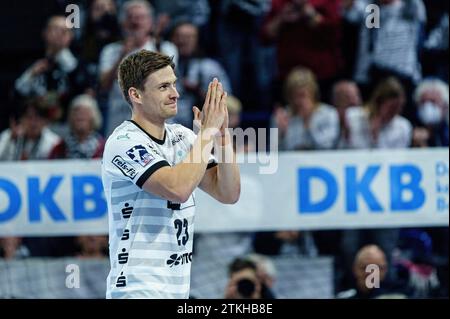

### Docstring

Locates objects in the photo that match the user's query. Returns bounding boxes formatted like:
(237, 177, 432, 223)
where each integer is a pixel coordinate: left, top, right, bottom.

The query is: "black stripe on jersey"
(207, 161, 218, 170)
(127, 120, 166, 145)
(136, 160, 170, 188)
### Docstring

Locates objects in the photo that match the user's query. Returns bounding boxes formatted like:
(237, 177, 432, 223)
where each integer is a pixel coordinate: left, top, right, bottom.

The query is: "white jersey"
(102, 120, 216, 299)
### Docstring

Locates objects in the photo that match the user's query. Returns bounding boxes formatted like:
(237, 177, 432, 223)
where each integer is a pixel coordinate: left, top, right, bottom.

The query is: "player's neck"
(131, 114, 165, 140)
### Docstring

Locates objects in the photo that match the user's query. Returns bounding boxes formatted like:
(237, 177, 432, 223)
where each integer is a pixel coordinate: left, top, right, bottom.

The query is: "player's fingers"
(210, 78, 218, 112)
(220, 91, 227, 113)
(215, 82, 223, 110)
(192, 106, 201, 121)
(203, 82, 212, 117)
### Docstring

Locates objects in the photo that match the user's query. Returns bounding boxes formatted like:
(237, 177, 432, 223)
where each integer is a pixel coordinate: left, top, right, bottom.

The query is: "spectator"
(169, 21, 231, 127)
(79, 0, 120, 70)
(412, 78, 449, 147)
(224, 257, 263, 299)
(421, 2, 448, 82)
(98, 0, 178, 136)
(262, 0, 343, 102)
(150, 0, 211, 37)
(331, 79, 363, 148)
(208, 0, 273, 110)
(273, 67, 339, 150)
(338, 77, 412, 290)
(343, 0, 426, 121)
(75, 235, 108, 259)
(49, 94, 105, 159)
(0, 102, 61, 161)
(336, 245, 408, 299)
(15, 16, 92, 121)
(343, 77, 412, 149)
(246, 253, 278, 299)
(0, 237, 30, 260)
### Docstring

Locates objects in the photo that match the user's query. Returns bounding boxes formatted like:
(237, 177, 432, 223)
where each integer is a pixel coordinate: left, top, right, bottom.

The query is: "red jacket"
(262, 0, 343, 81)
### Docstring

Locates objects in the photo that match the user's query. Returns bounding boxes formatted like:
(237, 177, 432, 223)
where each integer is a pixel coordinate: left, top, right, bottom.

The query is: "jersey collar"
(127, 120, 166, 145)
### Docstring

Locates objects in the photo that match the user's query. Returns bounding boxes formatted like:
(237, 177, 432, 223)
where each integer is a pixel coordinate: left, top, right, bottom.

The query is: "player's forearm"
(167, 130, 216, 202)
(213, 137, 241, 204)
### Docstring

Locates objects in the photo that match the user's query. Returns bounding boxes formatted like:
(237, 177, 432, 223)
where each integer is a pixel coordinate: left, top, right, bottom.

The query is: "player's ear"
(129, 87, 141, 104)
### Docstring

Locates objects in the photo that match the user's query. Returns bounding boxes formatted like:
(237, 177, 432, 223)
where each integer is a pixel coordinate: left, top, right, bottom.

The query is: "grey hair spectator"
(414, 79, 449, 110)
(69, 94, 103, 131)
(118, 0, 153, 23)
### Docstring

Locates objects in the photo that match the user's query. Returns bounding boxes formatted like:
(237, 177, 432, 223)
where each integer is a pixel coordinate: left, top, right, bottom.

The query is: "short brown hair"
(118, 50, 175, 106)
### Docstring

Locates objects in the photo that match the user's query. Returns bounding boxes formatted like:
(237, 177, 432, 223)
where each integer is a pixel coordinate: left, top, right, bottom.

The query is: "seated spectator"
(338, 77, 412, 290)
(273, 67, 339, 150)
(252, 230, 318, 257)
(343, 77, 412, 149)
(75, 235, 108, 259)
(246, 253, 278, 299)
(0, 237, 30, 259)
(412, 78, 449, 147)
(49, 94, 105, 159)
(224, 257, 263, 299)
(331, 80, 362, 148)
(169, 21, 231, 128)
(337, 245, 408, 299)
(0, 102, 61, 161)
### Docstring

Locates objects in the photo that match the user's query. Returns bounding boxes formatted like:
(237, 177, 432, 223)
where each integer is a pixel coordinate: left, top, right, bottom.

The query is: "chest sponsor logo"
(171, 132, 185, 145)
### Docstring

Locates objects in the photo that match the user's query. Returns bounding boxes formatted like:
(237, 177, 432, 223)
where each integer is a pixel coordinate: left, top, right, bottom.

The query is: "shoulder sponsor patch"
(112, 155, 138, 179)
(126, 145, 154, 167)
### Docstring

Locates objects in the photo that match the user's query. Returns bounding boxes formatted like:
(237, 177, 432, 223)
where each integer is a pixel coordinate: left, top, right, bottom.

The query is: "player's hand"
(196, 78, 227, 136)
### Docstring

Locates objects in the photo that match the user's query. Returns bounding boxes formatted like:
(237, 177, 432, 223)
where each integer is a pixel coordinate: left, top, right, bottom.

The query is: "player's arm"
(141, 79, 227, 203)
(199, 130, 240, 204)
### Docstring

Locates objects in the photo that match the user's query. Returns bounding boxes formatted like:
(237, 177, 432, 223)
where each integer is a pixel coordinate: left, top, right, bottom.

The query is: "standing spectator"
(79, 0, 120, 73)
(15, 16, 92, 121)
(169, 21, 232, 127)
(421, 1, 448, 82)
(98, 0, 178, 136)
(150, 0, 210, 36)
(208, 0, 273, 110)
(343, 0, 426, 121)
(262, 0, 343, 102)
(49, 94, 105, 159)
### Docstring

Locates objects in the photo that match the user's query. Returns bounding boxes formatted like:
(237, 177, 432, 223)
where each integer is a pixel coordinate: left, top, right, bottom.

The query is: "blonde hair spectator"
(284, 67, 320, 113)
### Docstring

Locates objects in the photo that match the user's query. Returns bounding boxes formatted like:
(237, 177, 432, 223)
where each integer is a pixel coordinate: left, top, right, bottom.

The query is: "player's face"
(140, 65, 179, 121)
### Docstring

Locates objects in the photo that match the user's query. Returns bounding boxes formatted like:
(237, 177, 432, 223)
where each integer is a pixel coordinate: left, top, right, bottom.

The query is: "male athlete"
(101, 50, 240, 298)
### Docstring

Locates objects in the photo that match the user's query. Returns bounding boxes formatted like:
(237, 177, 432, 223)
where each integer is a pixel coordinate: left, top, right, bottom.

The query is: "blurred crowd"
(0, 0, 448, 298)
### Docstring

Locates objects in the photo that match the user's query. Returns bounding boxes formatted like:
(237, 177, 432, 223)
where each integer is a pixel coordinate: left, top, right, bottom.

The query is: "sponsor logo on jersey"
(126, 145, 154, 167)
(112, 155, 137, 179)
(117, 133, 130, 140)
(166, 252, 193, 268)
(171, 132, 185, 145)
